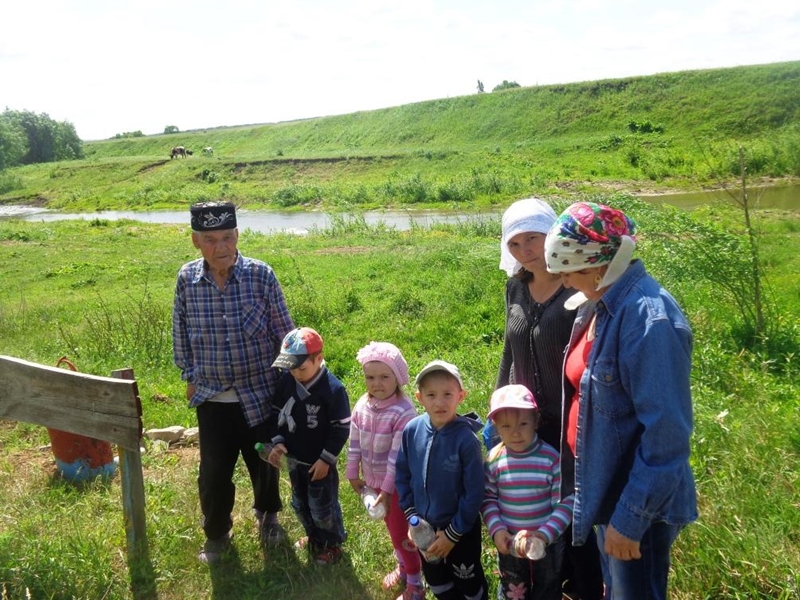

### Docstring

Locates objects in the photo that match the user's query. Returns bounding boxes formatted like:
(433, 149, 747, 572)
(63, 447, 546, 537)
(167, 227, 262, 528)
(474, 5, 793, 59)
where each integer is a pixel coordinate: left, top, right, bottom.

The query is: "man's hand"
(309, 459, 330, 481)
(186, 383, 195, 402)
(604, 525, 641, 560)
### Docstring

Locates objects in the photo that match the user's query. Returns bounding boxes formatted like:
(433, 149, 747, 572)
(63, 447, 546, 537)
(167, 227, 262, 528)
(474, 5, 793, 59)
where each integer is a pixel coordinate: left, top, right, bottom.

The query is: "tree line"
(0, 109, 83, 170)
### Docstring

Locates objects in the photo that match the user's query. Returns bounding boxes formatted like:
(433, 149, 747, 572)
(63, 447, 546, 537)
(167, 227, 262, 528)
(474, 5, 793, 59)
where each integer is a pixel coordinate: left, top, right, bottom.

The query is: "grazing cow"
(171, 146, 186, 159)
(202, 147, 213, 155)
(186, 149, 193, 156)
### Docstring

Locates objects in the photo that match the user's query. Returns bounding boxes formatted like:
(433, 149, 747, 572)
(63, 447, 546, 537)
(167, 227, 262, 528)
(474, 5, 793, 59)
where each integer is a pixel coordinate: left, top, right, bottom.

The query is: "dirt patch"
(231, 154, 402, 172)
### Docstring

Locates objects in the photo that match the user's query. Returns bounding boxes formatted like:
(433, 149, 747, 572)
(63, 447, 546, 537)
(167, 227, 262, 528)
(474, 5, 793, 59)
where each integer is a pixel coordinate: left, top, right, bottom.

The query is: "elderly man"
(172, 201, 295, 563)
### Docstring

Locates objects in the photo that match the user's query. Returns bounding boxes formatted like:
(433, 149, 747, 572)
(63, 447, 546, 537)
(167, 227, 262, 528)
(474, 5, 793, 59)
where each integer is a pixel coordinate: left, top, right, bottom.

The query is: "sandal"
(382, 566, 407, 590)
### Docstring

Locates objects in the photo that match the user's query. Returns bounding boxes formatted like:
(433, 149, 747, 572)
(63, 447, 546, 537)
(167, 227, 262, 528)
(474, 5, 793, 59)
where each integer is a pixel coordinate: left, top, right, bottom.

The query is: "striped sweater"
(346, 392, 418, 494)
(481, 436, 574, 544)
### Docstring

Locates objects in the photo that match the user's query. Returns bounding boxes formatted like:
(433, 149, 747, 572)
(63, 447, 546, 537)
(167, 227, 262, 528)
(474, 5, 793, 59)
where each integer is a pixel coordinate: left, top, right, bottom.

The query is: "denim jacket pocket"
(589, 360, 634, 418)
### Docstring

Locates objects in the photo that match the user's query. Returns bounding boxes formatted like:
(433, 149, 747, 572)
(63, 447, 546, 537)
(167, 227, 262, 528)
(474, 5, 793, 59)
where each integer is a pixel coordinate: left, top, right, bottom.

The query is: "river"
(2, 184, 798, 234)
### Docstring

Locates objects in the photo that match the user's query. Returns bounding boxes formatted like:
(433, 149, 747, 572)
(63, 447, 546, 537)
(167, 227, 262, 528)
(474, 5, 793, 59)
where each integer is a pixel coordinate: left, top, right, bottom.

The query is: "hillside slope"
(2, 61, 799, 211)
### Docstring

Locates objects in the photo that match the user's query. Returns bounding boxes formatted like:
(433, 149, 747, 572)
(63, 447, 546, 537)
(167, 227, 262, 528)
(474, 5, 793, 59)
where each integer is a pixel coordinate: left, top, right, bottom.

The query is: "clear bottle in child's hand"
(254, 442, 286, 469)
(408, 515, 441, 563)
(511, 530, 546, 560)
(360, 486, 386, 520)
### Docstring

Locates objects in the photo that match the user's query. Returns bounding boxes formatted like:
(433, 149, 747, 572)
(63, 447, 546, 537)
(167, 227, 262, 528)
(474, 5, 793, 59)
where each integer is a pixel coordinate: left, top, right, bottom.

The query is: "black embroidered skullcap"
(190, 201, 237, 231)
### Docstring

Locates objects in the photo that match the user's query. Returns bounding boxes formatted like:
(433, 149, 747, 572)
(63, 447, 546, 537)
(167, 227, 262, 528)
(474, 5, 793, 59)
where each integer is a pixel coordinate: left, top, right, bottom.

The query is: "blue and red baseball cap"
(272, 327, 324, 370)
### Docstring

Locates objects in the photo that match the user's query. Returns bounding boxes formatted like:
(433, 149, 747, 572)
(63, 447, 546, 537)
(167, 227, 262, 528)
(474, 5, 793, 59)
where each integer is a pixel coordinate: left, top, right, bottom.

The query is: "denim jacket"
(563, 260, 698, 545)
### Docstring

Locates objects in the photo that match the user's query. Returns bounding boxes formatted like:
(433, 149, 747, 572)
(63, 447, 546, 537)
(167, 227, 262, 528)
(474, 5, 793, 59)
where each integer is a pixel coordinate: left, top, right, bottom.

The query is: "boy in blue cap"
(262, 327, 351, 564)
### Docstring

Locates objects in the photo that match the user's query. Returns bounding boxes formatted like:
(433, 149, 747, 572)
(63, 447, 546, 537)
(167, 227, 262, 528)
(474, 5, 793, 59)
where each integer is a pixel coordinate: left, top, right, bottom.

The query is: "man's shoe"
(259, 519, 285, 546)
(198, 530, 233, 564)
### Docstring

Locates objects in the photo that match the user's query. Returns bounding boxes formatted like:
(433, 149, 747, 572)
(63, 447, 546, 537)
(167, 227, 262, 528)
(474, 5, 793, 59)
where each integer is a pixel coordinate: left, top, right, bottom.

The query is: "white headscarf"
(499, 198, 558, 276)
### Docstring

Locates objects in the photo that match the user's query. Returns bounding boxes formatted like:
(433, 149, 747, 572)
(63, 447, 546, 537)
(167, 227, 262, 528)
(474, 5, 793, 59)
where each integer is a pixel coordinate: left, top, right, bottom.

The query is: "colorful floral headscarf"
(544, 202, 637, 291)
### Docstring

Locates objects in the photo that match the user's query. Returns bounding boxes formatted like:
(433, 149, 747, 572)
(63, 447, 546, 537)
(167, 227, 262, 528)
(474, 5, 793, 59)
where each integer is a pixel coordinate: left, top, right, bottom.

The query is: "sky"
(2, 0, 798, 141)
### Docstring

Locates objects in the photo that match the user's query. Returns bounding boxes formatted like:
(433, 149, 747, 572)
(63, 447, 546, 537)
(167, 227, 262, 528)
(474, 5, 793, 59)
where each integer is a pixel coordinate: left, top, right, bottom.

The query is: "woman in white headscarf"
(493, 197, 603, 600)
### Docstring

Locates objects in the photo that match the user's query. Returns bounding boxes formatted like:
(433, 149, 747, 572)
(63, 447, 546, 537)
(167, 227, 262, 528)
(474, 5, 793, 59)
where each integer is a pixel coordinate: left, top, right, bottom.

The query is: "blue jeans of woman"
(596, 522, 681, 600)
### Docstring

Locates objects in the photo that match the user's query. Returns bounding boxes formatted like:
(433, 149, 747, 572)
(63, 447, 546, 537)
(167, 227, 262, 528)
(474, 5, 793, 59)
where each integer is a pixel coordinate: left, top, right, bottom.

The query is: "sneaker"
(198, 530, 233, 564)
(382, 566, 407, 590)
(397, 583, 426, 600)
(315, 545, 343, 565)
(259, 520, 285, 546)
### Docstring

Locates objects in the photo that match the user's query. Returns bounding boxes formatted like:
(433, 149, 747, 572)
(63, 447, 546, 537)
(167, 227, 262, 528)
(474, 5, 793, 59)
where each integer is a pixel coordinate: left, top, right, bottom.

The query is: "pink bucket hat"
(487, 384, 539, 420)
(356, 341, 410, 386)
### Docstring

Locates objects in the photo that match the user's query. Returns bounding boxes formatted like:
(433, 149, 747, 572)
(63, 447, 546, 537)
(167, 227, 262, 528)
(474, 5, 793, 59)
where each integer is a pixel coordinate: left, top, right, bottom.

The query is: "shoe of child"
(315, 546, 343, 565)
(397, 583, 426, 600)
(294, 536, 310, 550)
(383, 566, 407, 590)
(198, 529, 233, 564)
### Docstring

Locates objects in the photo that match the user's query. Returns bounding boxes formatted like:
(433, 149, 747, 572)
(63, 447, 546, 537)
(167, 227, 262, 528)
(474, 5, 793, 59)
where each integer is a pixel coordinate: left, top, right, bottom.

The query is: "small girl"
(481, 385, 574, 600)
(346, 342, 424, 600)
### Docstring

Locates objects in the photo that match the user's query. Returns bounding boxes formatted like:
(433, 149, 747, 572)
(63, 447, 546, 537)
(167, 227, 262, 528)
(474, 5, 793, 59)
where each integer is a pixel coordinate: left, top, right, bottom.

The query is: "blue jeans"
(596, 522, 681, 600)
(288, 459, 346, 548)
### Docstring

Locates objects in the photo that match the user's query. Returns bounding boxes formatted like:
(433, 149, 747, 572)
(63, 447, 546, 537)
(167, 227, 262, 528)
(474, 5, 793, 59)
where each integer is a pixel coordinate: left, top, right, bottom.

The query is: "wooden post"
(110, 371, 148, 560)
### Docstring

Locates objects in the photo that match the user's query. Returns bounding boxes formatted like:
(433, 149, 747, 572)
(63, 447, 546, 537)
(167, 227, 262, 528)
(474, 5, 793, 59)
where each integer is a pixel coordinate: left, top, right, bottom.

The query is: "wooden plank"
(0, 355, 142, 449)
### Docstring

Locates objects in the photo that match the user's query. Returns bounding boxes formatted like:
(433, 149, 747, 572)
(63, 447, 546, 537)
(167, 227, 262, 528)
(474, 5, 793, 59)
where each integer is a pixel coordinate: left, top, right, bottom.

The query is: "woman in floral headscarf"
(544, 201, 698, 600)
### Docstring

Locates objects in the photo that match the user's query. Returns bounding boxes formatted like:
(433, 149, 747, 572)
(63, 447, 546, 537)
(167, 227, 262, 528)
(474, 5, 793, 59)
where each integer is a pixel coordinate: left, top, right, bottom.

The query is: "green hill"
(2, 61, 799, 211)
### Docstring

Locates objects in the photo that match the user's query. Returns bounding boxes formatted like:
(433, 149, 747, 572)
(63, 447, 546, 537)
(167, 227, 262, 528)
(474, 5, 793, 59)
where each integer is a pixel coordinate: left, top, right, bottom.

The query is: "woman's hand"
(604, 525, 641, 560)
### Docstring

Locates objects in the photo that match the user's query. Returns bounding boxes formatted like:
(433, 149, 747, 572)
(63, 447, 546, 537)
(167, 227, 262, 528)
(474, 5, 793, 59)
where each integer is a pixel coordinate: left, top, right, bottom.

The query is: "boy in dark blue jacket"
(395, 360, 488, 600)
(264, 327, 351, 565)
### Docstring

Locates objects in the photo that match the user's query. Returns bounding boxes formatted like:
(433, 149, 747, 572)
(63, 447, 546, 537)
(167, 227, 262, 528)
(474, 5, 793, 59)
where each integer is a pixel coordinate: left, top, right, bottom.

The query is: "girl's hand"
(375, 491, 391, 515)
(348, 478, 366, 495)
(493, 530, 513, 555)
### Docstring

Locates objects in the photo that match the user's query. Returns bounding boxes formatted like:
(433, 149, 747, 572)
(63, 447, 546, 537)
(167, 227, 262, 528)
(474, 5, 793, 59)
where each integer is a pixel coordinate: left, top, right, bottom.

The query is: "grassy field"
(0, 195, 798, 599)
(1, 61, 799, 213)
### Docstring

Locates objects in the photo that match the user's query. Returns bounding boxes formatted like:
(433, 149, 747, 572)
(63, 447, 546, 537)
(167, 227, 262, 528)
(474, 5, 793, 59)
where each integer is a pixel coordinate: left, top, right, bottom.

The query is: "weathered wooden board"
(0, 355, 142, 449)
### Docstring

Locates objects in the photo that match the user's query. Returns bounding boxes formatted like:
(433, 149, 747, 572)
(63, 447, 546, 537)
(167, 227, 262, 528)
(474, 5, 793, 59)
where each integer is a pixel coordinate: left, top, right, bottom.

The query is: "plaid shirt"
(172, 252, 294, 427)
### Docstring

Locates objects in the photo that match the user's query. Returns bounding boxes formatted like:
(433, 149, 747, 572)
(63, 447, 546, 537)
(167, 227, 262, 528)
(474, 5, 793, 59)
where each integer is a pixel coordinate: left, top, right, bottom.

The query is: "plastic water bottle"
(511, 530, 546, 560)
(408, 515, 441, 563)
(254, 442, 285, 469)
(255, 442, 271, 461)
(360, 486, 386, 520)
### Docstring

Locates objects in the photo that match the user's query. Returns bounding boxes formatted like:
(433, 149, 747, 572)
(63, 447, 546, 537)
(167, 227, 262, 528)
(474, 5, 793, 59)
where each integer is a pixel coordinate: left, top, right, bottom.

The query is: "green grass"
(2, 62, 799, 212)
(0, 198, 798, 599)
